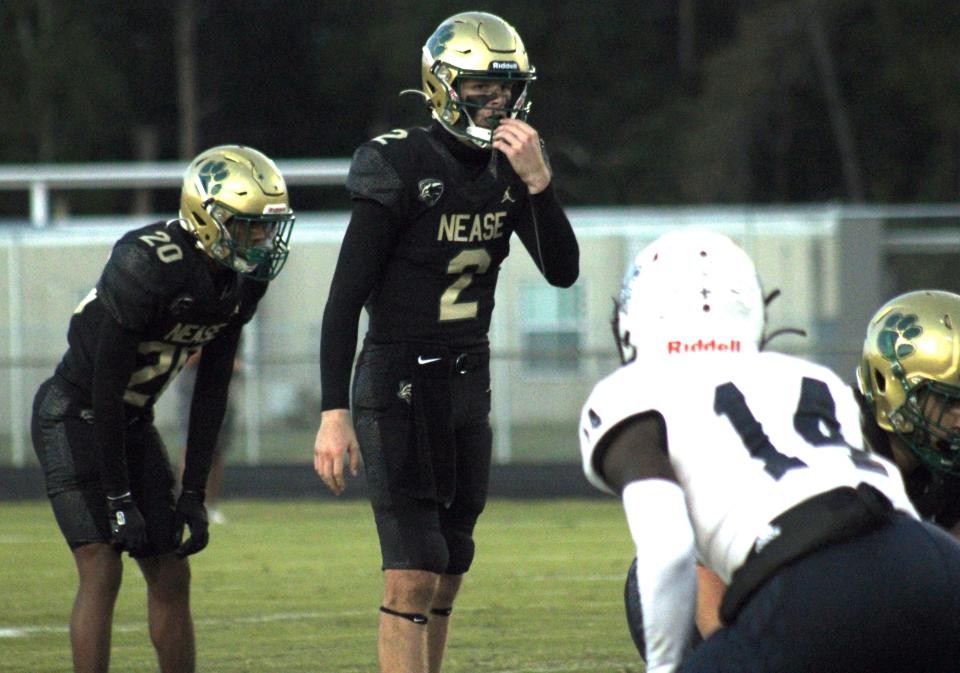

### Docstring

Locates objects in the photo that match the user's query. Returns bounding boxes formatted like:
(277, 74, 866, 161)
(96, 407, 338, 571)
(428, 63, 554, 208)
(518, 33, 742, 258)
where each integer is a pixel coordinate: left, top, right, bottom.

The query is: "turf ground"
(0, 499, 643, 673)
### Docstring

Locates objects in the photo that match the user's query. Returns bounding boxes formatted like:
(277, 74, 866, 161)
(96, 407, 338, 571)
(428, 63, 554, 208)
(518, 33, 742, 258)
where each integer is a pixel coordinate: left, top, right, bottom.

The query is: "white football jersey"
(580, 349, 918, 583)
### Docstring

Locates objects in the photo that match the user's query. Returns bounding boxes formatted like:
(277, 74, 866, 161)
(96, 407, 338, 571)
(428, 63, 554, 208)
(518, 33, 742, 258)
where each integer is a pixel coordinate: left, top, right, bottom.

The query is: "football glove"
(174, 489, 209, 557)
(106, 492, 148, 555)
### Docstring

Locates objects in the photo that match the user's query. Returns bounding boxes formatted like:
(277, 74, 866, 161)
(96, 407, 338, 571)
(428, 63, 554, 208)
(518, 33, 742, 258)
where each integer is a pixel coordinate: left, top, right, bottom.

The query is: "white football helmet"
(615, 230, 765, 364)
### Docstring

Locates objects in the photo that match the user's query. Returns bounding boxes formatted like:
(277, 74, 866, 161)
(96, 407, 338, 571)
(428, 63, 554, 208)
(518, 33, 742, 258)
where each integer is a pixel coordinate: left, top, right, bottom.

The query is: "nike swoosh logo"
(417, 356, 442, 365)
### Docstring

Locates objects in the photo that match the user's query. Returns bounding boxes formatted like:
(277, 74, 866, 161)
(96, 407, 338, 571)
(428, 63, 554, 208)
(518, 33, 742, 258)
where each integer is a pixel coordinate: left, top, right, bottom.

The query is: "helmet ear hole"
(874, 369, 886, 393)
(190, 211, 215, 242)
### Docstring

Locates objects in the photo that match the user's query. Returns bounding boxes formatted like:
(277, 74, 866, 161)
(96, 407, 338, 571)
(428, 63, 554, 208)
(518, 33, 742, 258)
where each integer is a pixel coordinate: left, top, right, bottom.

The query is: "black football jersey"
(55, 220, 266, 414)
(346, 125, 530, 348)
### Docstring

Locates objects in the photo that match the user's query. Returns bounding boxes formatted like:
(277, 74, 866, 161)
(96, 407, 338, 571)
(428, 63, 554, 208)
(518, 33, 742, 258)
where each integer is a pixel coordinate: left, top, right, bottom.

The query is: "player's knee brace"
(411, 530, 450, 574)
(380, 606, 428, 625)
(444, 529, 476, 575)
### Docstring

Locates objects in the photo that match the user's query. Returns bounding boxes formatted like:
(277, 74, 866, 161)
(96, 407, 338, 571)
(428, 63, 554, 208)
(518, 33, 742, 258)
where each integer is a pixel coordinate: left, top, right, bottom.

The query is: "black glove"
(174, 489, 209, 558)
(106, 492, 148, 555)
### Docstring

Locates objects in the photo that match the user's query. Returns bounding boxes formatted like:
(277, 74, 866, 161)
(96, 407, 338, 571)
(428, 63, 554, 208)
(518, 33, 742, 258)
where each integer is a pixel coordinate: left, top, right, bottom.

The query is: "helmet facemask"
(442, 68, 533, 147)
(890, 378, 960, 476)
(204, 201, 294, 281)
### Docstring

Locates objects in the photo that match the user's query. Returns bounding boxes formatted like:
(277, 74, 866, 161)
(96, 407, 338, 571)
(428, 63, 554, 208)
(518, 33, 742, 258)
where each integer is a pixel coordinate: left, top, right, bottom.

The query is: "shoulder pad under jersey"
(97, 233, 179, 332)
(579, 364, 658, 495)
(346, 144, 404, 209)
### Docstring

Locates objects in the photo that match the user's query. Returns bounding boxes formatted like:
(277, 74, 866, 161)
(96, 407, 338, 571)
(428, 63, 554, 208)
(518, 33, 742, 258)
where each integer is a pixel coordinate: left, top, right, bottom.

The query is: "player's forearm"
(623, 480, 698, 673)
(182, 331, 238, 491)
(91, 319, 139, 496)
(320, 302, 360, 411)
(525, 183, 579, 287)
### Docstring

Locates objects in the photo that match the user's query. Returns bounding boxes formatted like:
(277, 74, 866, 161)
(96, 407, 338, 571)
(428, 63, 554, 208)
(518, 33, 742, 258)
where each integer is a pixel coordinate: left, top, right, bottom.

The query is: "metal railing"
(0, 158, 351, 227)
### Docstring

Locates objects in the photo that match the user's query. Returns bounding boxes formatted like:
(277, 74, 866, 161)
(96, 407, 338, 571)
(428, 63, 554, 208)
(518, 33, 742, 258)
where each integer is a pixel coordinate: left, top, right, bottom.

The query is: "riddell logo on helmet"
(667, 339, 741, 354)
(489, 61, 519, 71)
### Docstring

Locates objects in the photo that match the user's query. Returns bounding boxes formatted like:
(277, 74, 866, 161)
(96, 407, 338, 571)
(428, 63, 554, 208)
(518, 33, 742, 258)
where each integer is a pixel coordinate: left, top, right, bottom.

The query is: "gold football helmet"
(857, 289, 960, 475)
(179, 145, 294, 281)
(418, 11, 535, 147)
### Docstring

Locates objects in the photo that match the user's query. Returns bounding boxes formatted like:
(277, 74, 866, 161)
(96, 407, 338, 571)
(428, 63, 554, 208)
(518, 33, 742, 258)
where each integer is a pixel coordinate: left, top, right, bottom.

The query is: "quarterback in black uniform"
(31, 145, 294, 673)
(313, 12, 579, 673)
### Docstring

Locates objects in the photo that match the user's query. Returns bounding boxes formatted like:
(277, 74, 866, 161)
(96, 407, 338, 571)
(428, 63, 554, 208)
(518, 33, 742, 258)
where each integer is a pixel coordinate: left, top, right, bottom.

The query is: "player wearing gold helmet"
(857, 289, 960, 537)
(312, 12, 579, 673)
(31, 145, 294, 673)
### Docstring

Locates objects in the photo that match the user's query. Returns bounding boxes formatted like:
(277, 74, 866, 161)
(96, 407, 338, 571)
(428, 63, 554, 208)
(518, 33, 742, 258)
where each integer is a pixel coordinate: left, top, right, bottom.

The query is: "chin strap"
(399, 88, 430, 105)
(760, 288, 808, 350)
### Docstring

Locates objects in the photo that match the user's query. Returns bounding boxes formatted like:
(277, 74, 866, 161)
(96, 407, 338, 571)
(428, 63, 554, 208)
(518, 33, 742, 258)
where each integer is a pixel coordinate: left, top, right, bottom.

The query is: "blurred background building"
(1, 0, 958, 470)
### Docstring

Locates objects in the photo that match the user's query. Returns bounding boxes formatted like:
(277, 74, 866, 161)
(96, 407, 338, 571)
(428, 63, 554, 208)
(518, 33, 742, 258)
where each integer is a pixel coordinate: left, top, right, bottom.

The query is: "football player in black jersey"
(31, 145, 294, 673)
(312, 11, 578, 673)
(857, 289, 960, 538)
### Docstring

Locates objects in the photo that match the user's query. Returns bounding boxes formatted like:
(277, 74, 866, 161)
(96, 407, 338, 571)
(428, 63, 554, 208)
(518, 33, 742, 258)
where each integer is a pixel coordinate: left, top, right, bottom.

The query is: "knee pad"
(391, 526, 449, 574)
(416, 530, 450, 574)
(443, 528, 475, 575)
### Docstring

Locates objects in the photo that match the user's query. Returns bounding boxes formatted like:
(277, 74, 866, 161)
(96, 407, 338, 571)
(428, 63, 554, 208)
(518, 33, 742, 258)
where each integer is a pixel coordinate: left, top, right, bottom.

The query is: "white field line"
(0, 606, 482, 639)
(483, 663, 637, 673)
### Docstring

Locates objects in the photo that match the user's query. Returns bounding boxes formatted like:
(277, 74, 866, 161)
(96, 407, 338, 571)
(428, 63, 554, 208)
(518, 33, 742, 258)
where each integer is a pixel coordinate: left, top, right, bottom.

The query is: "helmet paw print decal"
(878, 312, 922, 361)
(198, 161, 229, 196)
(427, 23, 455, 58)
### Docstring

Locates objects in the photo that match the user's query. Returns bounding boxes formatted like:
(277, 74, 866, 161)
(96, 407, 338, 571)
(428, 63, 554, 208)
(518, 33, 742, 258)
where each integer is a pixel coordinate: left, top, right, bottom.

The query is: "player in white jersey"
(579, 230, 960, 673)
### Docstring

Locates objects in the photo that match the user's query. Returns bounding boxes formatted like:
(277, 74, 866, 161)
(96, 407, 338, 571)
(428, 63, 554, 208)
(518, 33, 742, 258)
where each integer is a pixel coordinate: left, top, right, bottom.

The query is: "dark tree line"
(1, 0, 957, 214)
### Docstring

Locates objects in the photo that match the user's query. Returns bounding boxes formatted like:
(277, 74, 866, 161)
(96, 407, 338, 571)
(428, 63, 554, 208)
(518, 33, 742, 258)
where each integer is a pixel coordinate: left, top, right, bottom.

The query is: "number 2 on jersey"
(715, 377, 887, 479)
(123, 342, 198, 407)
(440, 248, 491, 321)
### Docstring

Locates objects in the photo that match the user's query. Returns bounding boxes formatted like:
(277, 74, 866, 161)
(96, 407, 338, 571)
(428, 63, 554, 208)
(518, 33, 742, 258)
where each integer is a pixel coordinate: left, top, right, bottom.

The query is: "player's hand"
(107, 492, 148, 555)
(174, 489, 209, 557)
(314, 409, 360, 496)
(492, 118, 551, 194)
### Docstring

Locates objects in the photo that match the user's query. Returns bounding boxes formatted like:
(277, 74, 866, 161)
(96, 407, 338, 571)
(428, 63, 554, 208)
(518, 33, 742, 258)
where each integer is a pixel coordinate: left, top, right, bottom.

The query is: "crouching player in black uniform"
(312, 12, 579, 673)
(31, 145, 294, 673)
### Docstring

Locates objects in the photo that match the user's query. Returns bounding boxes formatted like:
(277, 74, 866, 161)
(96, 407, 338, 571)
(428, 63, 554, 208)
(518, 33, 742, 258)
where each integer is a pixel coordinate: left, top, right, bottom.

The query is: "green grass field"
(0, 499, 643, 673)
(1, 421, 581, 467)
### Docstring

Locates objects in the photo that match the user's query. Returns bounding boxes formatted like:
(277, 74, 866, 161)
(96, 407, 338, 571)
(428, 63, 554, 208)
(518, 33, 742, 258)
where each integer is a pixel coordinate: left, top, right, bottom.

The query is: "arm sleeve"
(622, 479, 698, 673)
(181, 324, 242, 493)
(91, 316, 141, 497)
(319, 199, 402, 410)
(513, 182, 579, 288)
